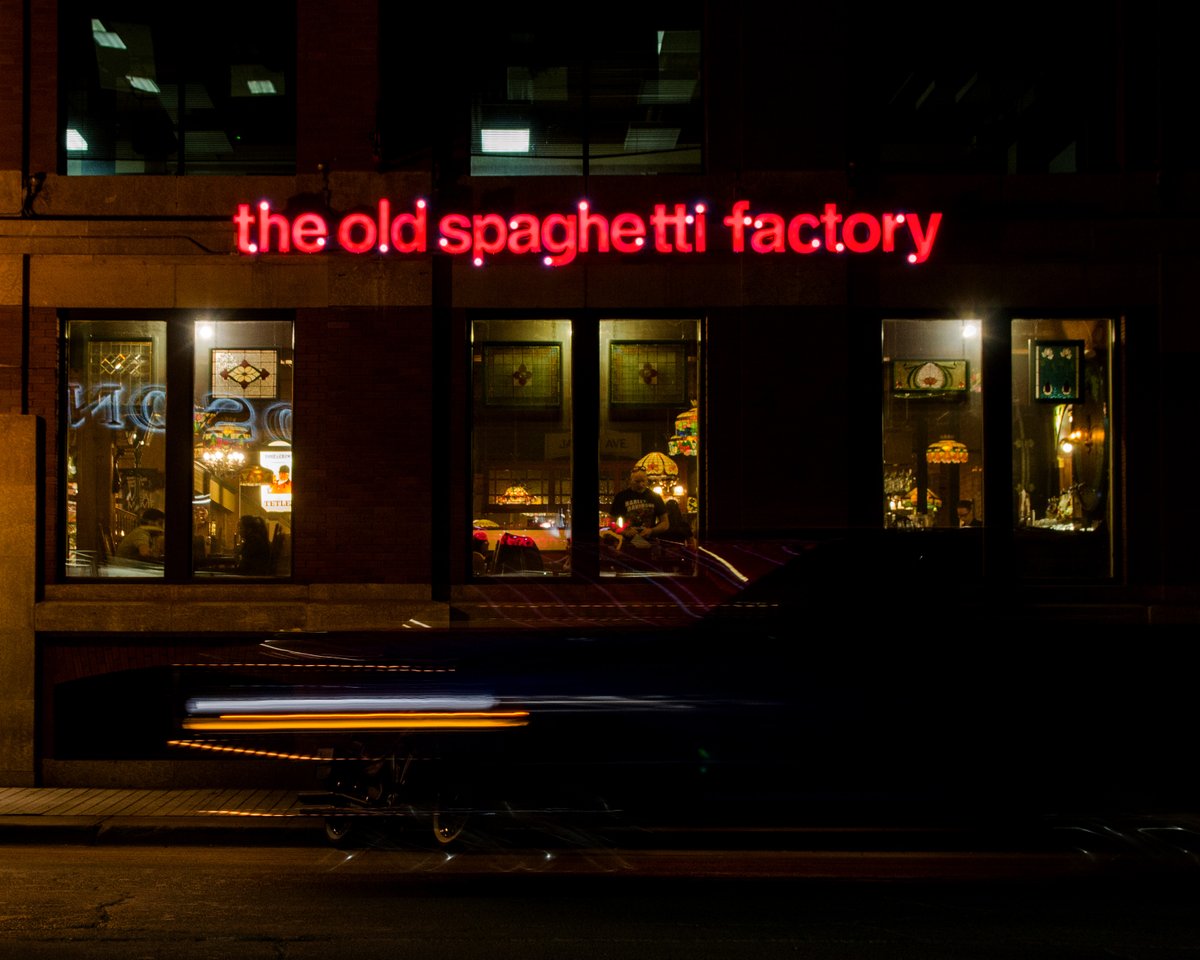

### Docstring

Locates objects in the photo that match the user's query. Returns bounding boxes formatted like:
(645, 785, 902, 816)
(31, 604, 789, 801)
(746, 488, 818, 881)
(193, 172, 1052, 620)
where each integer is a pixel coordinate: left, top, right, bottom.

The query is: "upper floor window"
(847, 10, 1119, 174)
(468, 15, 702, 176)
(61, 2, 295, 174)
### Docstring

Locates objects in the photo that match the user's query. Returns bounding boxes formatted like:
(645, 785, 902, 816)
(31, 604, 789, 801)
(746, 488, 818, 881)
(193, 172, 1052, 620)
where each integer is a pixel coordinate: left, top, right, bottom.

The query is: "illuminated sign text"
(234, 199, 943, 265)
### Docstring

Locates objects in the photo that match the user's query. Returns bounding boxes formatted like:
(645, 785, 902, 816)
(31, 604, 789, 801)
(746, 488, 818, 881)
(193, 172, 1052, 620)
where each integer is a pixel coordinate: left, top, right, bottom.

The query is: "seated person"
(956, 499, 982, 528)
(235, 515, 272, 575)
(609, 467, 669, 548)
(115, 508, 165, 562)
(661, 498, 694, 545)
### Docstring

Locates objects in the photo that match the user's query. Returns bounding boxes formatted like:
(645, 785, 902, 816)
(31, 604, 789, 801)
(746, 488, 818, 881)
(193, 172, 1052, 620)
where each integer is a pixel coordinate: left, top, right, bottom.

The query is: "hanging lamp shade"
(497, 484, 532, 504)
(925, 438, 969, 464)
(667, 406, 699, 457)
(634, 451, 679, 485)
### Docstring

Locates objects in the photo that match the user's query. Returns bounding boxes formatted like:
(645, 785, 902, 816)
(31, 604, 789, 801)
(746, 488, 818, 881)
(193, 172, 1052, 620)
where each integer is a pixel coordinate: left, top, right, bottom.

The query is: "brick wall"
(29, 307, 57, 584)
(297, 0, 380, 173)
(0, 305, 21, 413)
(293, 307, 432, 582)
(0, 0, 23, 171)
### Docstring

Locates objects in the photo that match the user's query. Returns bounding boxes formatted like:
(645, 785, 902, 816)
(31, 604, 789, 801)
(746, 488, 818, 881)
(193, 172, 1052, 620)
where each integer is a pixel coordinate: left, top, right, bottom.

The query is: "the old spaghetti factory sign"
(234, 199, 943, 266)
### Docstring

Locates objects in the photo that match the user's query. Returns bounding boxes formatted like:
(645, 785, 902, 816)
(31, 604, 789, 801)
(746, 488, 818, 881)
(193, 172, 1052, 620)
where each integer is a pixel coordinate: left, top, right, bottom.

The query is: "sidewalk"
(0, 786, 324, 845)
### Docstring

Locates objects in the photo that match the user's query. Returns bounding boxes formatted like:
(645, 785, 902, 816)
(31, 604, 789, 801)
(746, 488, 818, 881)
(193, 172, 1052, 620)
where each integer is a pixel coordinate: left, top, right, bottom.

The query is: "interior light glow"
(196, 323, 215, 340)
(962, 323, 979, 338)
(91, 19, 127, 49)
(481, 129, 531, 153)
(66, 129, 89, 151)
(126, 76, 160, 93)
(247, 80, 277, 95)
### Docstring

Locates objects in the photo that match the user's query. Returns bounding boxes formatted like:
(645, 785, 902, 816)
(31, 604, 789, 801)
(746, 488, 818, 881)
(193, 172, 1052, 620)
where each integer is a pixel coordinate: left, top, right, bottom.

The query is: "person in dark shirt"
(609, 467, 669, 548)
(236, 514, 272, 575)
(956, 499, 983, 527)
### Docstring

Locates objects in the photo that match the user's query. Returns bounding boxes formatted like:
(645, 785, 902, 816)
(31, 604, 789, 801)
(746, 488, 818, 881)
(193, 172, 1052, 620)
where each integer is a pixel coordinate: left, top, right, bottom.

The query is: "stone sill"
(36, 583, 447, 633)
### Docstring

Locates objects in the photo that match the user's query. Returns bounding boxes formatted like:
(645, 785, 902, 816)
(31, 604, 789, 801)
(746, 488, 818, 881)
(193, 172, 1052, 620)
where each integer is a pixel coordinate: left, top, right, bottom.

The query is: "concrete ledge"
(36, 584, 448, 633)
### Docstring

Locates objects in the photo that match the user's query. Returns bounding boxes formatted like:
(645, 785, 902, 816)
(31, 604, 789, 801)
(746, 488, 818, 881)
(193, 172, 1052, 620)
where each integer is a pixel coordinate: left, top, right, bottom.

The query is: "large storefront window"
(1012, 319, 1114, 577)
(192, 319, 293, 577)
(64, 314, 293, 579)
(469, 317, 701, 578)
(599, 319, 701, 577)
(65, 318, 168, 576)
(470, 320, 573, 576)
(883, 319, 984, 529)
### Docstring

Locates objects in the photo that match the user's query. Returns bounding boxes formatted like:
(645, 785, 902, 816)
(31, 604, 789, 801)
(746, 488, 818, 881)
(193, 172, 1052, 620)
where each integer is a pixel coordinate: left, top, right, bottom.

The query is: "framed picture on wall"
(610, 341, 688, 405)
(212, 349, 279, 398)
(482, 343, 562, 407)
(1031, 340, 1083, 402)
(891, 359, 970, 399)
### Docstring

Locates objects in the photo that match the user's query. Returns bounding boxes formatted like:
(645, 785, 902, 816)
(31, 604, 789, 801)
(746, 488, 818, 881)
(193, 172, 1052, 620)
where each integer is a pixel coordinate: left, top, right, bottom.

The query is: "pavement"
(0, 786, 325, 845)
(5, 785, 1200, 885)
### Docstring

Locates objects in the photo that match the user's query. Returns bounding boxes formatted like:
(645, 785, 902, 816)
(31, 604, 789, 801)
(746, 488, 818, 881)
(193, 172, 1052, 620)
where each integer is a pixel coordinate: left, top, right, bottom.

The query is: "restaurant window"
(192, 319, 293, 578)
(1012, 319, 1115, 578)
(65, 317, 168, 576)
(470, 320, 573, 577)
(883, 319, 984, 529)
(61, 1, 295, 174)
(599, 319, 701, 577)
(64, 314, 293, 578)
(467, 14, 702, 176)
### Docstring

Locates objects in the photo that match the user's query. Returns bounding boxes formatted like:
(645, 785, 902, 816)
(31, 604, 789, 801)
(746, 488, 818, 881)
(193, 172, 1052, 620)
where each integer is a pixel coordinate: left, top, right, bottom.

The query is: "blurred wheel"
(431, 804, 469, 845)
(324, 816, 357, 847)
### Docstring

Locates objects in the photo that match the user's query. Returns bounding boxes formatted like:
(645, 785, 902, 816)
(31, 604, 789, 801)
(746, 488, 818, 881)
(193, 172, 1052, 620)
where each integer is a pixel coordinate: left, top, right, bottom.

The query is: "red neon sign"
(234, 199, 942, 265)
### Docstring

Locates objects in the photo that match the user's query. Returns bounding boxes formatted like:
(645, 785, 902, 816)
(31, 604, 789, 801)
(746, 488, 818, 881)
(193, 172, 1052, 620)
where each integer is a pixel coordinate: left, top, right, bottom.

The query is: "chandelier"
(199, 442, 247, 477)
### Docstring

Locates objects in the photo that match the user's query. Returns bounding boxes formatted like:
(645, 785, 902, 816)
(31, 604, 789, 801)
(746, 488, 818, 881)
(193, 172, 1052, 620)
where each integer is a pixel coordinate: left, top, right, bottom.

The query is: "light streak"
(182, 710, 530, 732)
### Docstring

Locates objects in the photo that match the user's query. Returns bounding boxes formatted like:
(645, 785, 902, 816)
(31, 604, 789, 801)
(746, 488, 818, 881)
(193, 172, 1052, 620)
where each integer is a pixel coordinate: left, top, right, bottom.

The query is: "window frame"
(60, 310, 295, 582)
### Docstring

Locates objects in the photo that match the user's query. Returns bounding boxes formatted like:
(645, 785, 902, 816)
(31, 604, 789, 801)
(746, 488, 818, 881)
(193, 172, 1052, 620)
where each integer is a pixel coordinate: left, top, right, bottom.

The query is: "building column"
(0, 414, 37, 785)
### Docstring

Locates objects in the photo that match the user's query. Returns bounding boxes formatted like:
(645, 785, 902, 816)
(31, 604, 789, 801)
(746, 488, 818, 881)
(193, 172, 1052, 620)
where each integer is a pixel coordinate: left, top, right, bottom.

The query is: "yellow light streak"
(183, 710, 529, 732)
(166, 739, 326, 761)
